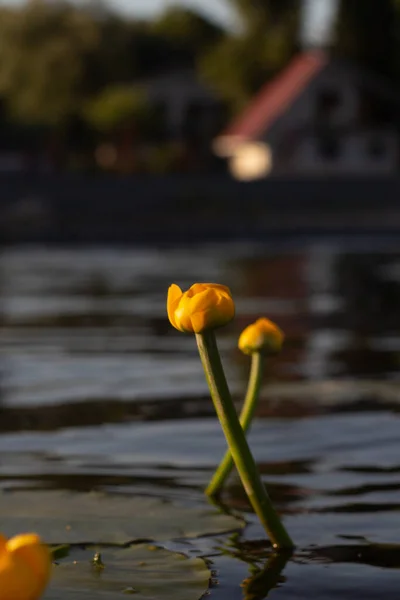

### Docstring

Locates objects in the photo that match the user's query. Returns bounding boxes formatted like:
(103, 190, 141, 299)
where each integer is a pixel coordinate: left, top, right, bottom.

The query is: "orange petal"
(3, 534, 51, 600)
(190, 311, 208, 333)
(174, 293, 194, 332)
(208, 284, 232, 298)
(8, 534, 51, 583)
(167, 284, 182, 330)
(188, 288, 217, 314)
(186, 283, 207, 297)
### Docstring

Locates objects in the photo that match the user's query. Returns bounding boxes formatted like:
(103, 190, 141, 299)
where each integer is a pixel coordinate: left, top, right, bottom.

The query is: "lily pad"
(0, 490, 243, 544)
(44, 544, 210, 599)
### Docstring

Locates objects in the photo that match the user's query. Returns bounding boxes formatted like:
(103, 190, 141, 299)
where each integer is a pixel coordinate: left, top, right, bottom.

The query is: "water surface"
(1, 242, 400, 599)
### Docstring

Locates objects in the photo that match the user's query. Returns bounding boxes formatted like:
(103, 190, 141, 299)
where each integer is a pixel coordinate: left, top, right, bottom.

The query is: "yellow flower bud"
(0, 533, 51, 600)
(167, 283, 235, 333)
(238, 318, 284, 356)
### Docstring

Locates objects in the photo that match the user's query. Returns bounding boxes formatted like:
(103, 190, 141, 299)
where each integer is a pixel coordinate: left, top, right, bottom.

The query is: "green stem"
(206, 352, 264, 497)
(196, 331, 294, 549)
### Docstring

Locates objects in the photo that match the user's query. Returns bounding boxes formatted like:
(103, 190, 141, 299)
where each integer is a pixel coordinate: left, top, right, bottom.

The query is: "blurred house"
(141, 68, 226, 143)
(214, 51, 400, 180)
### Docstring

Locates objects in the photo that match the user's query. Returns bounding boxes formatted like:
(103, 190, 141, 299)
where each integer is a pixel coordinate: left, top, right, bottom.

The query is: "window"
(316, 88, 340, 120)
(319, 135, 340, 160)
(368, 136, 386, 159)
(182, 102, 205, 140)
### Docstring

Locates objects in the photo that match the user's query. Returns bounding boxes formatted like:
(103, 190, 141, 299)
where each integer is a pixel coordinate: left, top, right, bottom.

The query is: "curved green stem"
(196, 331, 294, 549)
(206, 352, 264, 497)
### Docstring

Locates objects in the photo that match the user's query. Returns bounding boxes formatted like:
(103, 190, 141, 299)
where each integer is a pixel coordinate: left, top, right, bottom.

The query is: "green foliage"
(152, 5, 224, 63)
(83, 85, 149, 132)
(0, 490, 243, 543)
(0, 1, 100, 124)
(0, 0, 301, 128)
(229, 0, 299, 30)
(199, 0, 300, 113)
(46, 545, 210, 600)
(200, 36, 263, 112)
(0, 2, 165, 126)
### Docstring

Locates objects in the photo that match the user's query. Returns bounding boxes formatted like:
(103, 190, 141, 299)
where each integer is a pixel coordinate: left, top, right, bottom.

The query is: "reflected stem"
(206, 351, 264, 497)
(242, 550, 293, 600)
(195, 331, 294, 550)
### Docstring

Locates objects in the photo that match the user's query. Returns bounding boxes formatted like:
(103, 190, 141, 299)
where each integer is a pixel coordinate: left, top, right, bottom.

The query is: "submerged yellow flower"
(167, 283, 235, 333)
(239, 318, 284, 355)
(0, 533, 51, 600)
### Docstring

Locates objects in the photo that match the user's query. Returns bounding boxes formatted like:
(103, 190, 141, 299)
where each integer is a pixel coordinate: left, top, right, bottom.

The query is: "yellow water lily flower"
(167, 283, 235, 333)
(238, 318, 284, 355)
(0, 533, 51, 600)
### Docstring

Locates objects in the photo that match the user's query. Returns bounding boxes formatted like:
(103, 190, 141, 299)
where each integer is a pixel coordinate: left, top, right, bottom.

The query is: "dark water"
(1, 242, 400, 599)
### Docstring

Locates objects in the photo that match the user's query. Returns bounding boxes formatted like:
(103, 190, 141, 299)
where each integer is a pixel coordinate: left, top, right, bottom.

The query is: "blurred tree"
(84, 84, 168, 173)
(0, 1, 170, 125)
(124, 22, 173, 76)
(0, 0, 305, 169)
(83, 85, 152, 133)
(83, 15, 140, 90)
(335, 0, 400, 78)
(0, 1, 100, 124)
(152, 5, 225, 66)
(0, 0, 224, 127)
(199, 0, 300, 113)
(229, 0, 299, 30)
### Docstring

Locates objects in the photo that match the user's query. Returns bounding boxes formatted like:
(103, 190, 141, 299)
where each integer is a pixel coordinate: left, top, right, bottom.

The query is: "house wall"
(291, 130, 398, 174)
(267, 63, 357, 131)
(263, 62, 399, 176)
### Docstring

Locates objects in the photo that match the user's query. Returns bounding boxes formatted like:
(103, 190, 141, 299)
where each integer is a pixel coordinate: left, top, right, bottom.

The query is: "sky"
(0, 0, 237, 27)
(0, 0, 338, 42)
(122, 0, 235, 27)
(301, 0, 339, 45)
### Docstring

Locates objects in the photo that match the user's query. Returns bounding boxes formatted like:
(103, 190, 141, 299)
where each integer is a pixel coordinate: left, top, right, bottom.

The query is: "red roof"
(217, 51, 328, 149)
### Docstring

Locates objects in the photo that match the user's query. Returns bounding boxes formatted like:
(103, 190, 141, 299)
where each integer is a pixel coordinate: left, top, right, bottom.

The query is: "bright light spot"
(229, 142, 272, 181)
